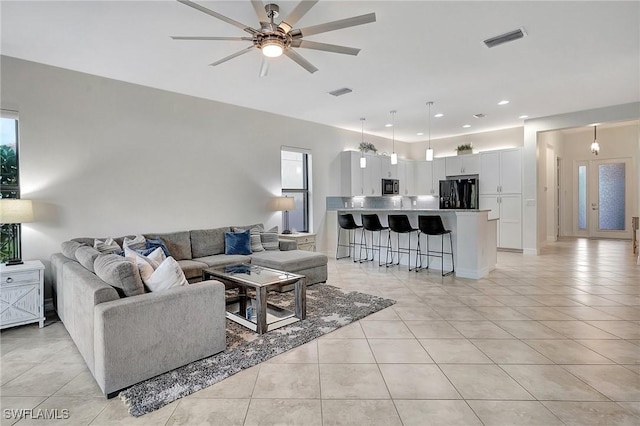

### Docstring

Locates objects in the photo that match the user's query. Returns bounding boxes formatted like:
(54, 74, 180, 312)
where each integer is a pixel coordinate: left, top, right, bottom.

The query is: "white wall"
(1, 56, 407, 296)
(536, 131, 564, 244)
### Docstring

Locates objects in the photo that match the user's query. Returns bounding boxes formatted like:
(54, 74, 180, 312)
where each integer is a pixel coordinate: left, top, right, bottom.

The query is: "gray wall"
(1, 56, 408, 297)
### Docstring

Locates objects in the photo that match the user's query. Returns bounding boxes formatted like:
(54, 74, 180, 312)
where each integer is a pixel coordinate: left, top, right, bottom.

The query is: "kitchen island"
(329, 209, 497, 279)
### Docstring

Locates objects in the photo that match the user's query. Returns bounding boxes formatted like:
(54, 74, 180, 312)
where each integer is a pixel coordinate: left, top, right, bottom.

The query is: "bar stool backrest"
(338, 214, 359, 230)
(388, 215, 413, 233)
(418, 215, 447, 235)
(362, 214, 385, 231)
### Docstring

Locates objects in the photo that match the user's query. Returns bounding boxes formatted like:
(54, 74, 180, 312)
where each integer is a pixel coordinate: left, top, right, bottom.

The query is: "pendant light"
(390, 110, 398, 165)
(360, 118, 367, 168)
(590, 125, 600, 156)
(426, 101, 434, 161)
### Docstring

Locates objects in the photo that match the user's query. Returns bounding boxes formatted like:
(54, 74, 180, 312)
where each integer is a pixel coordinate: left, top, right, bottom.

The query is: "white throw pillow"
(143, 257, 189, 292)
(124, 246, 166, 283)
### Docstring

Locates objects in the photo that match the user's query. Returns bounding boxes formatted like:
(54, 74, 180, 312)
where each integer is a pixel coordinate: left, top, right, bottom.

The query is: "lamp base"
(281, 230, 292, 235)
(5, 259, 24, 266)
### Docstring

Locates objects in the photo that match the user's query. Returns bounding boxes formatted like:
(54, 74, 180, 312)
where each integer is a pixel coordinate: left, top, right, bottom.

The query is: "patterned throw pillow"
(234, 226, 265, 252)
(123, 234, 146, 250)
(94, 238, 121, 254)
(260, 232, 279, 251)
(145, 238, 172, 257)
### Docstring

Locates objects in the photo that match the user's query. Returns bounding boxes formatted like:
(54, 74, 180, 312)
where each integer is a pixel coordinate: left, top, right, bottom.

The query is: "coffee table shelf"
(202, 263, 306, 334)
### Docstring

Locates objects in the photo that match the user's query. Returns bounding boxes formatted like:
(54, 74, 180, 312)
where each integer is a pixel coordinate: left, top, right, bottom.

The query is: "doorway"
(574, 158, 631, 239)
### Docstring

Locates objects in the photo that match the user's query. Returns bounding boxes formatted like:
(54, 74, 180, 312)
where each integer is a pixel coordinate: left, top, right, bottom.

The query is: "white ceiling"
(2, 1, 638, 142)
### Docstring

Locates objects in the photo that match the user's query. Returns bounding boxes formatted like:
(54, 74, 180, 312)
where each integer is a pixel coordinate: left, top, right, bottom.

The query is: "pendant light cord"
(391, 110, 396, 152)
(427, 102, 432, 150)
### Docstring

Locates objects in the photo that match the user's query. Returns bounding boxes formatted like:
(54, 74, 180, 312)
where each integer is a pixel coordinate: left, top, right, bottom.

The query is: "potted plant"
(455, 143, 473, 155)
(358, 142, 378, 154)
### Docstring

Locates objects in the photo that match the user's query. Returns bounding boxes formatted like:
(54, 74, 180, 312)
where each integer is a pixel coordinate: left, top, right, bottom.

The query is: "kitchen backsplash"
(326, 196, 439, 211)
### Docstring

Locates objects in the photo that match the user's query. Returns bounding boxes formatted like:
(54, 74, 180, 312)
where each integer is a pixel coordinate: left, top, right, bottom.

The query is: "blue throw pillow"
(225, 230, 251, 255)
(146, 238, 172, 257)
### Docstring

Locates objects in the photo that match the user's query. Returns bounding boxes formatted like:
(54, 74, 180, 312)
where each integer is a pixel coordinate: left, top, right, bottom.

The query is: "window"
(1, 111, 20, 262)
(281, 148, 311, 233)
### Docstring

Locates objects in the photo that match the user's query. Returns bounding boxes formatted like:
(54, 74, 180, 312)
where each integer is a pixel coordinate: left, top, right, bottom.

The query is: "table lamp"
(0, 199, 34, 266)
(272, 196, 295, 234)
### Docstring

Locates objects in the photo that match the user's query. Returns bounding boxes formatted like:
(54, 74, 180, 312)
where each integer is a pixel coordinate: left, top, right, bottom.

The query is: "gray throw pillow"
(260, 232, 279, 251)
(234, 225, 265, 252)
(94, 254, 145, 297)
(61, 240, 85, 260)
(75, 246, 101, 272)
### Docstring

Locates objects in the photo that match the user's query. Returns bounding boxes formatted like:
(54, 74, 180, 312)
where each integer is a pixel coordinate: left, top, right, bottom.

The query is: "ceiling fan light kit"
(173, 0, 376, 75)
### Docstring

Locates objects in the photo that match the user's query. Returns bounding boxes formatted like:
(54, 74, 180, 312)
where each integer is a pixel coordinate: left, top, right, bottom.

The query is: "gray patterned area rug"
(120, 284, 395, 417)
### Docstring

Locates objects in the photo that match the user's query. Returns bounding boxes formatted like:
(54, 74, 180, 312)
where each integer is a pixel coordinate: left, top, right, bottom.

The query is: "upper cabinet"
(479, 148, 522, 195)
(445, 154, 480, 176)
(340, 151, 382, 196)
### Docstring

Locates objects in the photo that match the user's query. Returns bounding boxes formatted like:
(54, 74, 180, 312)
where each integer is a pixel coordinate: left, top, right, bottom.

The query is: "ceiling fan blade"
(292, 12, 376, 38)
(250, 0, 268, 22)
(171, 36, 253, 41)
(284, 49, 318, 74)
(291, 40, 360, 56)
(177, 0, 259, 35)
(259, 57, 269, 77)
(279, 0, 318, 33)
(210, 46, 256, 67)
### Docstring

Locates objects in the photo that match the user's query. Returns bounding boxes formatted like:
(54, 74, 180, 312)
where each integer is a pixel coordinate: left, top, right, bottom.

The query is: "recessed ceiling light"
(498, 100, 510, 106)
(462, 124, 471, 128)
(385, 123, 393, 128)
(434, 113, 444, 118)
(416, 132, 424, 136)
(519, 115, 529, 119)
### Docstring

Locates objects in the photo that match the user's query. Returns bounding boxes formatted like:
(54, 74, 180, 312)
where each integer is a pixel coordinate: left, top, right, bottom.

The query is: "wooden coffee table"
(202, 263, 306, 334)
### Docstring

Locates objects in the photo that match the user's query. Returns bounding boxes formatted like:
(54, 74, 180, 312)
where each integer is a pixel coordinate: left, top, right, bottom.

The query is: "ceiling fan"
(172, 0, 376, 76)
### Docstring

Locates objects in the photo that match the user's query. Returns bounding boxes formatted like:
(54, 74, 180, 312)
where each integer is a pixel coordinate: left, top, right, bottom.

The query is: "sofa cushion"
(144, 231, 192, 261)
(75, 246, 101, 272)
(225, 230, 251, 255)
(176, 259, 209, 280)
(190, 227, 229, 258)
(94, 254, 145, 297)
(61, 240, 86, 260)
(193, 254, 252, 268)
(250, 250, 328, 272)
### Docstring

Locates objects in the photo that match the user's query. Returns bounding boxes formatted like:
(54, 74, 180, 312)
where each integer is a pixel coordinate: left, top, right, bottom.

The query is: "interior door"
(589, 158, 631, 239)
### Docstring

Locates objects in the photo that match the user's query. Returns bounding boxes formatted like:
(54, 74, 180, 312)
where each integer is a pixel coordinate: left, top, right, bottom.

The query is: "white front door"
(574, 158, 631, 239)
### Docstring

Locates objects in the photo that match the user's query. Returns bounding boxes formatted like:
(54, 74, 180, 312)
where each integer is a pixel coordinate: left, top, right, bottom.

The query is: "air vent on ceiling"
(484, 27, 527, 48)
(473, 113, 486, 119)
(329, 87, 353, 97)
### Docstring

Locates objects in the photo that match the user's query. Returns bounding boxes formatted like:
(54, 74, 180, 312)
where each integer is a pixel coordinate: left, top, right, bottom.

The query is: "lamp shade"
(271, 196, 295, 212)
(0, 199, 34, 224)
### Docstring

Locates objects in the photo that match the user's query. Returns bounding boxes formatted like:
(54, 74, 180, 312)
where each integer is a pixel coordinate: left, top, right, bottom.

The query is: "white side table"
(279, 233, 317, 252)
(0, 260, 46, 329)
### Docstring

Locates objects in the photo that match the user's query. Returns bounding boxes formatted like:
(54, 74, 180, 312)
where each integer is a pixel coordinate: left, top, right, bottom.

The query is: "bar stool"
(336, 213, 364, 262)
(360, 214, 390, 266)
(417, 215, 455, 276)
(386, 214, 421, 271)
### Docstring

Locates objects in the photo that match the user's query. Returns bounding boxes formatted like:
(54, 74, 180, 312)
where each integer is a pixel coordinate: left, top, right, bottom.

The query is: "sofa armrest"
(93, 280, 226, 396)
(279, 239, 298, 251)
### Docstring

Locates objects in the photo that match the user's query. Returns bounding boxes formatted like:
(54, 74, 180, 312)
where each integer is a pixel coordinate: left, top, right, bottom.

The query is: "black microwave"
(382, 179, 399, 195)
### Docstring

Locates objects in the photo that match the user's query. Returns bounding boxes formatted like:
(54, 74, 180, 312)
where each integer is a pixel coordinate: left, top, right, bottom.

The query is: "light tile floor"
(1, 238, 639, 425)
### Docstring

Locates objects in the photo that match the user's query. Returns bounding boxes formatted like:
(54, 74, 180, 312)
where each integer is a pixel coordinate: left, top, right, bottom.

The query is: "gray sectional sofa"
(51, 223, 328, 397)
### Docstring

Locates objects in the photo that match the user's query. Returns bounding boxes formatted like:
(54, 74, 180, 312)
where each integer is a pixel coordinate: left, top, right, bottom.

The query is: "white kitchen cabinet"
(433, 158, 446, 193)
(479, 193, 522, 249)
(445, 154, 479, 176)
(479, 148, 522, 195)
(398, 159, 415, 195)
(1, 260, 45, 329)
(340, 151, 382, 196)
(414, 161, 433, 195)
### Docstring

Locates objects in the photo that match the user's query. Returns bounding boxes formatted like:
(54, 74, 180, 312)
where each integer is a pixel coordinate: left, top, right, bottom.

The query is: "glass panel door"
(589, 159, 631, 239)
(573, 161, 589, 236)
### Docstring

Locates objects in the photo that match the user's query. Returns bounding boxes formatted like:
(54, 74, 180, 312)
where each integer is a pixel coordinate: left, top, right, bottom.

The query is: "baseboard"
(522, 248, 539, 256)
(547, 236, 558, 242)
(456, 264, 495, 279)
